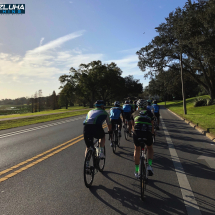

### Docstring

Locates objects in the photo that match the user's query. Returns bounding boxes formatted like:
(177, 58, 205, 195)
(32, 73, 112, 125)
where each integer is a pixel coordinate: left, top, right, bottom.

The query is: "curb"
(167, 108, 215, 143)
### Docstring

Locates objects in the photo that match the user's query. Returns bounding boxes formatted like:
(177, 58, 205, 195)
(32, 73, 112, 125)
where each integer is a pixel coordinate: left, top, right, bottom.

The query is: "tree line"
(58, 60, 143, 108)
(136, 0, 215, 102)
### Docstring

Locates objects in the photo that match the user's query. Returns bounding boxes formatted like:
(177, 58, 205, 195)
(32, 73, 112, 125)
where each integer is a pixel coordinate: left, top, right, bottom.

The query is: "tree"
(137, 0, 215, 100)
(59, 60, 125, 108)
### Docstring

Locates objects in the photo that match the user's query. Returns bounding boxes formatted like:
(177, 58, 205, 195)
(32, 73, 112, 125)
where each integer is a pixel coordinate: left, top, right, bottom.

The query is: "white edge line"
(0, 116, 86, 139)
(160, 115, 202, 215)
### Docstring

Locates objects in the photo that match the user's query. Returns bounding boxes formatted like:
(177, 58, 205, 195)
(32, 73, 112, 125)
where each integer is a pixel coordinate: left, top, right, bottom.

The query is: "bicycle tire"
(112, 131, 116, 154)
(98, 146, 106, 172)
(140, 156, 146, 200)
(118, 130, 121, 147)
(124, 123, 128, 140)
(84, 149, 94, 188)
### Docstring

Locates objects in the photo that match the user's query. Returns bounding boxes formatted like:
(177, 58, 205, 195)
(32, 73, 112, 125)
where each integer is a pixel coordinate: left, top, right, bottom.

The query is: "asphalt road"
(0, 107, 214, 215)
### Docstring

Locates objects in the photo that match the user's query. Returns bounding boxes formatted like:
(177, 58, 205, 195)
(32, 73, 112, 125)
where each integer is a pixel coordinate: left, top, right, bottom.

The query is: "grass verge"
(0, 106, 91, 119)
(0, 110, 89, 131)
(159, 95, 215, 136)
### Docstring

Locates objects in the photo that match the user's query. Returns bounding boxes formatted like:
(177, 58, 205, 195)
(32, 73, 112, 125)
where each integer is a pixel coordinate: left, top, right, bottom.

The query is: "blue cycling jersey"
(152, 104, 160, 113)
(123, 104, 132, 113)
(110, 107, 123, 119)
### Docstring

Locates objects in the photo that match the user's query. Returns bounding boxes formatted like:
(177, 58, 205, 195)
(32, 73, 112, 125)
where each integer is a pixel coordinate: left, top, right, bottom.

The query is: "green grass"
(159, 95, 215, 136)
(0, 106, 91, 119)
(0, 110, 89, 131)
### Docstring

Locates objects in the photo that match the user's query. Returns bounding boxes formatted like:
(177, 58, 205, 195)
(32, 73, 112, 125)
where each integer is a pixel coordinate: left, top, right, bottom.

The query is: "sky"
(0, 0, 190, 100)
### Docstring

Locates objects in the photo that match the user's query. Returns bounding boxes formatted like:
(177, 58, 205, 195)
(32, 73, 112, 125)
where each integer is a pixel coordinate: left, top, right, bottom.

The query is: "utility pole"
(180, 52, 187, 115)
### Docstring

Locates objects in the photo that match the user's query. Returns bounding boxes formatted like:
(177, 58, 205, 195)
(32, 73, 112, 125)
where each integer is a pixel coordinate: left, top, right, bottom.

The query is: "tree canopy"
(137, 0, 215, 100)
(59, 60, 143, 107)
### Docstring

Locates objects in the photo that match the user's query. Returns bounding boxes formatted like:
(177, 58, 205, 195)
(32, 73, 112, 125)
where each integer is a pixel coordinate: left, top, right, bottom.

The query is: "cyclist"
(147, 100, 154, 114)
(130, 100, 135, 113)
(83, 100, 112, 159)
(131, 99, 154, 178)
(109, 101, 123, 146)
(123, 100, 133, 137)
(134, 100, 138, 111)
(152, 100, 160, 130)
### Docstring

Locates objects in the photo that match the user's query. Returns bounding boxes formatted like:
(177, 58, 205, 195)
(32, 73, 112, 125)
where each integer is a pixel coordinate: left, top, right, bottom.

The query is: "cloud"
(105, 54, 141, 76)
(39, 37, 44, 46)
(30, 31, 85, 54)
(0, 30, 104, 82)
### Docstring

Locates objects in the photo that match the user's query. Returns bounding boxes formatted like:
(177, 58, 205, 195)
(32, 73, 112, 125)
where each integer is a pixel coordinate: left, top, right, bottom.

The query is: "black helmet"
(114, 101, 120, 107)
(130, 100, 133, 104)
(95, 100, 105, 107)
(125, 100, 129, 104)
(153, 100, 157, 104)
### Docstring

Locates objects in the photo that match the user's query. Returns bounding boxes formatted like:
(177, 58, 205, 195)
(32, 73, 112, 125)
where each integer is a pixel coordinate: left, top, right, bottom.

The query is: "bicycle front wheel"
(84, 149, 94, 188)
(140, 156, 146, 200)
(98, 146, 106, 172)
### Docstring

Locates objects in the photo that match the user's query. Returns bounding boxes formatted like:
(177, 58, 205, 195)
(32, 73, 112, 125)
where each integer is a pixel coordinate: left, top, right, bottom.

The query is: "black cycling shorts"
(154, 112, 160, 118)
(123, 112, 132, 121)
(83, 124, 105, 148)
(133, 130, 153, 147)
(111, 118, 122, 127)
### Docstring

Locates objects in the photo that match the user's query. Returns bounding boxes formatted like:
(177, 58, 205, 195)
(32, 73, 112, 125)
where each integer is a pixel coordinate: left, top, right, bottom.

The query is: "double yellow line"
(0, 124, 107, 183)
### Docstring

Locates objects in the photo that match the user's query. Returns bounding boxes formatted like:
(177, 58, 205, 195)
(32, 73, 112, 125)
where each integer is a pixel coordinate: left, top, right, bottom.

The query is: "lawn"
(0, 106, 91, 119)
(159, 95, 215, 136)
(0, 110, 89, 130)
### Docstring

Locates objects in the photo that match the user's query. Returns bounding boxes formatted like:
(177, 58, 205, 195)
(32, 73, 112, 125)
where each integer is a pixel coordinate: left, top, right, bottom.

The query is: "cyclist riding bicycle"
(131, 99, 154, 178)
(83, 100, 112, 159)
(152, 100, 160, 130)
(134, 100, 138, 111)
(123, 100, 133, 137)
(147, 100, 154, 114)
(130, 100, 135, 113)
(109, 101, 123, 146)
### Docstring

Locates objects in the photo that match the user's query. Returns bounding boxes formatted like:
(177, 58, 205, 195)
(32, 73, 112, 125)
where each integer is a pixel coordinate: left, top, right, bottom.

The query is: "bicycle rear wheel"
(98, 146, 106, 172)
(84, 149, 94, 188)
(118, 130, 121, 147)
(112, 131, 117, 154)
(124, 123, 128, 140)
(140, 156, 146, 200)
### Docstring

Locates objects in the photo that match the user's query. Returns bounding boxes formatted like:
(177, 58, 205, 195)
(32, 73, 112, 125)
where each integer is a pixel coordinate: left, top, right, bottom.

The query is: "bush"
(193, 97, 207, 107)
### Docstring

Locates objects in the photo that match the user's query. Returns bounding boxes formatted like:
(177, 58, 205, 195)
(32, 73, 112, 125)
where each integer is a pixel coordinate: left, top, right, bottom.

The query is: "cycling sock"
(148, 159, 152, 166)
(135, 165, 139, 173)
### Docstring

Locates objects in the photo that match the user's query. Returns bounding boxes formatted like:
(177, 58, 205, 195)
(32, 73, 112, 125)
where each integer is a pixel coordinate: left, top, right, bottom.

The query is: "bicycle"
(111, 123, 120, 153)
(123, 119, 129, 140)
(138, 137, 149, 201)
(83, 133, 109, 188)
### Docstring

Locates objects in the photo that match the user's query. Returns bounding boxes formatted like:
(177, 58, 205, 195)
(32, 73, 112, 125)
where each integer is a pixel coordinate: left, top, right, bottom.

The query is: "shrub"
(193, 97, 207, 107)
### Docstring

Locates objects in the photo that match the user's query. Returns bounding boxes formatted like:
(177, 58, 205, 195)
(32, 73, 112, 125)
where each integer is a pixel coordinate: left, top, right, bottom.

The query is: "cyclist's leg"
(94, 125, 105, 158)
(146, 133, 154, 175)
(83, 125, 94, 156)
(133, 131, 141, 177)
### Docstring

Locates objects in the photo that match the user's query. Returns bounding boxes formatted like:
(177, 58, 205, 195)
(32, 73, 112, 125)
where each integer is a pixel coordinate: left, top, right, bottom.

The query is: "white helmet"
(137, 99, 147, 108)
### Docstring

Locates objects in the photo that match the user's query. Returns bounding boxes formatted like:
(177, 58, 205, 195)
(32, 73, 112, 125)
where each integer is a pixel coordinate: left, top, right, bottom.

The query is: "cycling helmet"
(114, 101, 120, 107)
(125, 100, 129, 104)
(153, 100, 157, 104)
(130, 100, 133, 104)
(137, 99, 147, 108)
(95, 100, 105, 107)
(134, 100, 137, 104)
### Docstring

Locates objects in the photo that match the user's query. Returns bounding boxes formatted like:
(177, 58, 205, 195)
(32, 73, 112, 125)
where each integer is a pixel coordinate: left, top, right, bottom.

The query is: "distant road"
(0, 107, 214, 215)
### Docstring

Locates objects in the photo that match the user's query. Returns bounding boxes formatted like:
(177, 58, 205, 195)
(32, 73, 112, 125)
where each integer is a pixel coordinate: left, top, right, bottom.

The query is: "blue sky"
(0, 0, 189, 99)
